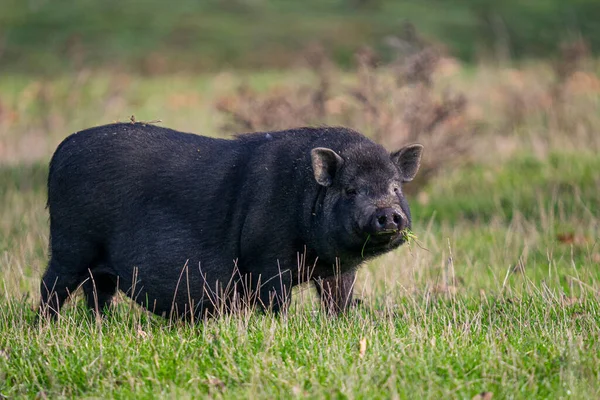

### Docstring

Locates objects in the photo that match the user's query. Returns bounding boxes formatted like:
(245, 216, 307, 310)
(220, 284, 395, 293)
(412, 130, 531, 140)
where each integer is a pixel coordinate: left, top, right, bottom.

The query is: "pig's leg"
(39, 257, 85, 319)
(313, 270, 357, 315)
(256, 267, 293, 315)
(82, 268, 118, 317)
(39, 231, 101, 319)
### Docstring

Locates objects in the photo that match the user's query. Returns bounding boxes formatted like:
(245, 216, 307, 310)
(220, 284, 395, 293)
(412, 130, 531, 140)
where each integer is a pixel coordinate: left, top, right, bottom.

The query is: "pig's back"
(47, 123, 233, 238)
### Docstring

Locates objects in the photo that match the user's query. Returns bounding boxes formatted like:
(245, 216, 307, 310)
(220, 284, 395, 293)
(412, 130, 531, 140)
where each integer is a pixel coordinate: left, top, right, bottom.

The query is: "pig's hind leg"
(82, 266, 118, 317)
(39, 230, 108, 319)
(39, 258, 82, 319)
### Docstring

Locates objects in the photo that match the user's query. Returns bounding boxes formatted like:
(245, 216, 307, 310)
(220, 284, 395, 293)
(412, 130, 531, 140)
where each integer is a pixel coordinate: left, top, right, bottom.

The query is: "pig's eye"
(345, 188, 358, 197)
(392, 186, 400, 194)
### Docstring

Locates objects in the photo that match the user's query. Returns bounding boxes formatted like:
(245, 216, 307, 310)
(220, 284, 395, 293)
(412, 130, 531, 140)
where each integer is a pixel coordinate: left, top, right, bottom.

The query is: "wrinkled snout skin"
(358, 191, 411, 236)
(39, 124, 423, 320)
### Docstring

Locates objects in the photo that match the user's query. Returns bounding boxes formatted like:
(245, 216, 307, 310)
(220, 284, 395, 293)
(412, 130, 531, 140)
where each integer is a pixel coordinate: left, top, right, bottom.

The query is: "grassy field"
(1, 63, 600, 398)
(1, 0, 600, 74)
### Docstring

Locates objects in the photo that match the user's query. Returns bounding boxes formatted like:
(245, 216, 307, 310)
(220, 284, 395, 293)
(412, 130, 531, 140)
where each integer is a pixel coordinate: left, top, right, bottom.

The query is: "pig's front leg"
(313, 270, 359, 315)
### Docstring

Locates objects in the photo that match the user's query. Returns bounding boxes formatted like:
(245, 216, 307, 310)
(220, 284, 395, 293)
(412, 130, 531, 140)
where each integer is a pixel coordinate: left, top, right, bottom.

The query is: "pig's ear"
(311, 147, 344, 187)
(391, 144, 423, 182)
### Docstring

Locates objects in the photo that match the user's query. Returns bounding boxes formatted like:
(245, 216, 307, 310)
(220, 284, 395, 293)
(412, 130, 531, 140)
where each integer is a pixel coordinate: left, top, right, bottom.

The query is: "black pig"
(39, 123, 423, 319)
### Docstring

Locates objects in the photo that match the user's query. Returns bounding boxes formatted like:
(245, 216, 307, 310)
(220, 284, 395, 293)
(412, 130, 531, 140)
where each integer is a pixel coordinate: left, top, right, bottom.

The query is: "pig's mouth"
(371, 229, 405, 245)
(357, 229, 407, 255)
(374, 229, 401, 237)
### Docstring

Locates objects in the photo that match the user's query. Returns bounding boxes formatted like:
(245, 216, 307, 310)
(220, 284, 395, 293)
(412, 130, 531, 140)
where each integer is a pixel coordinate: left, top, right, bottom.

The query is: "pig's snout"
(372, 207, 406, 233)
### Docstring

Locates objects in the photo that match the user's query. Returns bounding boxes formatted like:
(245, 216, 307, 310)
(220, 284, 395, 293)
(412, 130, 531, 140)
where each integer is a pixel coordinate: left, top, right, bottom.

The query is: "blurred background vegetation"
(2, 2, 600, 398)
(1, 0, 599, 75)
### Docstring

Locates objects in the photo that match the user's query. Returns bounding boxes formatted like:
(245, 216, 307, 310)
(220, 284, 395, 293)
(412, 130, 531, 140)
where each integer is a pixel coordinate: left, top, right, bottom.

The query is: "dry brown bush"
(215, 31, 599, 191)
(1, 29, 596, 171)
(215, 28, 476, 192)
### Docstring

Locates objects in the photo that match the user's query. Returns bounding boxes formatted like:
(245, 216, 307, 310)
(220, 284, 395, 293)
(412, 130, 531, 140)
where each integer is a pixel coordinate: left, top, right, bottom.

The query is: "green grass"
(415, 152, 600, 223)
(1, 150, 599, 398)
(2, 295, 599, 398)
(1, 67, 600, 397)
(1, 0, 600, 74)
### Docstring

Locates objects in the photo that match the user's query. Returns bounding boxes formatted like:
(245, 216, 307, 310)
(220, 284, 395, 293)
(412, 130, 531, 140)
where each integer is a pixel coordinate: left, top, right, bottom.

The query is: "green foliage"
(414, 152, 600, 224)
(1, 0, 599, 74)
(1, 295, 600, 398)
(1, 150, 599, 398)
(1, 64, 599, 397)
(0, 163, 46, 198)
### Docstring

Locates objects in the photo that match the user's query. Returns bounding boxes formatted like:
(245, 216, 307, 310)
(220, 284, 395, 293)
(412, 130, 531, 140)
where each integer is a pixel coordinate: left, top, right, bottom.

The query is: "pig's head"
(311, 142, 423, 260)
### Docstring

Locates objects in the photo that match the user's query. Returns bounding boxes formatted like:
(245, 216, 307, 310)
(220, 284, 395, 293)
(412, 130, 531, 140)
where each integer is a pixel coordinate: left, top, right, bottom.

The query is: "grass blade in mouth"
(361, 234, 371, 258)
(401, 229, 418, 244)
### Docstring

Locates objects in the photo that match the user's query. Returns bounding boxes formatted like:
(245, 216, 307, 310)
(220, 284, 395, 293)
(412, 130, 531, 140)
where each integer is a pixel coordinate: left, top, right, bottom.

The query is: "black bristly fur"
(39, 123, 422, 319)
